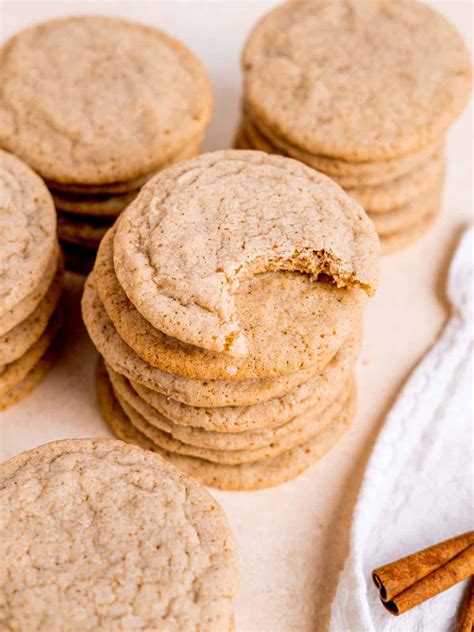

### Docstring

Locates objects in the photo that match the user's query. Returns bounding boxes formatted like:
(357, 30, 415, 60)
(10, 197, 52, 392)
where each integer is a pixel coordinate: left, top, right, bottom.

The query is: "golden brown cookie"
(97, 359, 356, 491)
(87, 264, 364, 381)
(0, 16, 212, 184)
(113, 150, 378, 356)
(346, 153, 445, 213)
(0, 438, 237, 629)
(0, 257, 63, 365)
(0, 330, 61, 412)
(93, 227, 365, 380)
(368, 182, 443, 236)
(0, 243, 60, 338)
(241, 112, 443, 187)
(242, 0, 471, 160)
(107, 364, 352, 451)
(52, 189, 139, 217)
(380, 210, 439, 255)
(0, 303, 62, 400)
(108, 332, 359, 433)
(111, 371, 352, 465)
(0, 150, 57, 320)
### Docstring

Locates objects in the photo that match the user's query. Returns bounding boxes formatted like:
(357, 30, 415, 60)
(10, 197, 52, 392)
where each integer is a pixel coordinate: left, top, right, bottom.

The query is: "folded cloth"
(330, 225, 473, 632)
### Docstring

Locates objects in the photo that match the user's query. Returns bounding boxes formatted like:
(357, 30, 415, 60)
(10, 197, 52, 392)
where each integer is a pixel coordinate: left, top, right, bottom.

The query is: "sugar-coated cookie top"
(0, 150, 57, 319)
(0, 16, 212, 184)
(113, 150, 379, 357)
(0, 438, 236, 631)
(242, 0, 471, 161)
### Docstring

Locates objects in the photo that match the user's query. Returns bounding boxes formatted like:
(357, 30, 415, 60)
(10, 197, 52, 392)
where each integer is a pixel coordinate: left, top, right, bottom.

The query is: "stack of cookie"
(0, 151, 63, 411)
(0, 16, 213, 273)
(236, 0, 471, 253)
(82, 150, 380, 490)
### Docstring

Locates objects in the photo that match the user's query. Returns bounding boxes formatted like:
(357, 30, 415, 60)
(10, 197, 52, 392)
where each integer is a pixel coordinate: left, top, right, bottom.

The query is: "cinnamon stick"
(372, 531, 474, 616)
(458, 577, 474, 632)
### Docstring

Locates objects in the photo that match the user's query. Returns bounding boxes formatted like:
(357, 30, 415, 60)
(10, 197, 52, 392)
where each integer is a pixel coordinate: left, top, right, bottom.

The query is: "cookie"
(0, 329, 61, 412)
(0, 150, 57, 319)
(241, 112, 443, 187)
(94, 228, 365, 380)
(50, 141, 203, 216)
(0, 303, 62, 397)
(346, 152, 445, 213)
(113, 150, 379, 356)
(58, 213, 111, 249)
(369, 182, 443, 236)
(98, 360, 356, 490)
(109, 360, 352, 453)
(0, 256, 63, 365)
(112, 370, 352, 465)
(0, 242, 59, 337)
(0, 16, 212, 184)
(242, 0, 471, 161)
(0, 438, 237, 630)
(380, 210, 439, 255)
(53, 188, 139, 217)
(46, 170, 158, 196)
(83, 271, 330, 405)
(107, 364, 348, 451)
(115, 333, 360, 433)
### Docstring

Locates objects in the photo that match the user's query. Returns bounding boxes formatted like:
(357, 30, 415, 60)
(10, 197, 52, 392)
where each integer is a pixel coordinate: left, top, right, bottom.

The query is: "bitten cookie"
(113, 150, 379, 356)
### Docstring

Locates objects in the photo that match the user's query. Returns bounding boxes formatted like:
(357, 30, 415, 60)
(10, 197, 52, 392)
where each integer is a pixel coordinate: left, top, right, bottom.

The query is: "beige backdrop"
(1, 2, 472, 631)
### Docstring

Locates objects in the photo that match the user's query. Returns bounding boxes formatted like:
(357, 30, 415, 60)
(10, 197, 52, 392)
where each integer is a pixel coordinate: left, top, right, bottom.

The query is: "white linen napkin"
(330, 225, 473, 632)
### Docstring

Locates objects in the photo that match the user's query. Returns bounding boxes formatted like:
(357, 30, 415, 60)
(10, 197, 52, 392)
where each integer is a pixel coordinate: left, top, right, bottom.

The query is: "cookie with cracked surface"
(108, 361, 353, 459)
(241, 112, 443, 187)
(242, 0, 471, 161)
(0, 302, 62, 397)
(108, 332, 359, 434)
(0, 16, 212, 185)
(0, 256, 63, 365)
(0, 329, 61, 411)
(94, 228, 365, 379)
(98, 360, 356, 490)
(0, 438, 237, 630)
(0, 150, 57, 320)
(113, 150, 379, 356)
(0, 242, 60, 337)
(380, 210, 439, 255)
